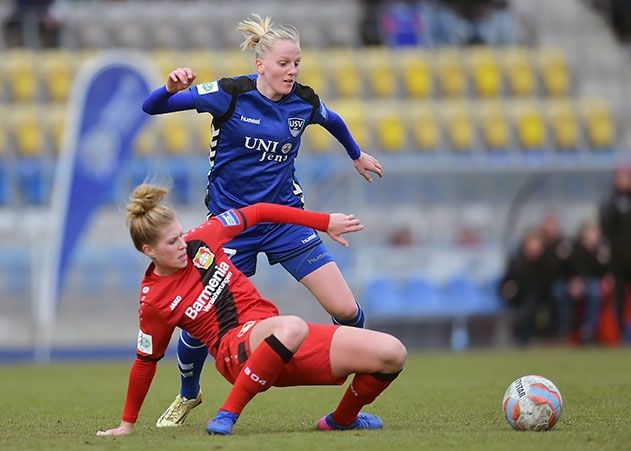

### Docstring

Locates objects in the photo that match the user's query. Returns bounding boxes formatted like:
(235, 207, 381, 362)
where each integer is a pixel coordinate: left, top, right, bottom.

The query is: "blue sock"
(331, 302, 365, 328)
(177, 330, 208, 400)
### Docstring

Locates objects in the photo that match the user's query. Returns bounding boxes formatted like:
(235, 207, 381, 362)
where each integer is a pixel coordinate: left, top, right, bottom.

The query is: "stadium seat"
(0, 161, 10, 205)
(399, 50, 433, 98)
(330, 50, 363, 98)
(0, 107, 8, 156)
(186, 50, 218, 84)
(477, 101, 511, 151)
(409, 103, 441, 152)
(43, 105, 67, 155)
(191, 113, 212, 154)
(17, 157, 51, 205)
(373, 105, 407, 153)
(6, 49, 39, 103)
(363, 48, 397, 98)
(441, 276, 481, 315)
(150, 50, 184, 80)
(363, 277, 403, 317)
(298, 50, 328, 96)
(545, 100, 580, 151)
(436, 49, 467, 98)
(441, 101, 475, 152)
(511, 101, 546, 150)
(537, 48, 570, 97)
(40, 50, 74, 103)
(578, 98, 614, 150)
(133, 122, 159, 156)
(160, 114, 192, 155)
(303, 125, 332, 153)
(401, 276, 442, 316)
(501, 47, 536, 97)
(11, 105, 45, 157)
(467, 47, 502, 98)
(222, 50, 252, 79)
(328, 100, 369, 150)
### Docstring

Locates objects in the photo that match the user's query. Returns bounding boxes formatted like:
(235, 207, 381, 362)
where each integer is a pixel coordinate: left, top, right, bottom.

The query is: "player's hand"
(96, 420, 134, 436)
(326, 213, 364, 247)
(165, 67, 197, 93)
(353, 151, 383, 182)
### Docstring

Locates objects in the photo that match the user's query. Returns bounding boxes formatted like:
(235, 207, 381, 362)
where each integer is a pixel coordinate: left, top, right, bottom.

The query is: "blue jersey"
(189, 74, 328, 216)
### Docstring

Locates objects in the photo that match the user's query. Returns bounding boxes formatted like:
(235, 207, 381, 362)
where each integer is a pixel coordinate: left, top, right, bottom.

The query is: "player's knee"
(276, 315, 308, 348)
(380, 335, 407, 372)
(332, 300, 360, 321)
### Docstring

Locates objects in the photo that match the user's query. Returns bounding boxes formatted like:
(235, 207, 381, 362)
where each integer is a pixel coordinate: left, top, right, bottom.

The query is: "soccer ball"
(502, 375, 563, 431)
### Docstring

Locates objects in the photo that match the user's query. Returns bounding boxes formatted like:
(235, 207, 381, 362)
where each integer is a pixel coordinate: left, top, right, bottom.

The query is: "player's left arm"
(313, 103, 383, 182)
(194, 204, 363, 248)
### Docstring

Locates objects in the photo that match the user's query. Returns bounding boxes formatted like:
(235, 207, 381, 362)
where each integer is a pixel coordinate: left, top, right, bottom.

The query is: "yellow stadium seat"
(545, 100, 580, 150)
(502, 47, 536, 97)
(330, 50, 363, 98)
(409, 103, 440, 152)
(222, 50, 252, 78)
(11, 105, 45, 156)
(441, 101, 475, 152)
(0, 108, 7, 156)
(400, 50, 433, 98)
(134, 122, 159, 156)
(363, 49, 397, 98)
(436, 49, 467, 98)
(192, 113, 212, 154)
(186, 50, 217, 83)
(43, 105, 67, 155)
(303, 125, 333, 153)
(578, 98, 614, 150)
(298, 50, 328, 96)
(40, 50, 74, 103)
(6, 50, 39, 103)
(150, 50, 184, 80)
(373, 105, 407, 152)
(512, 101, 546, 150)
(467, 47, 502, 98)
(329, 100, 369, 150)
(478, 101, 510, 150)
(537, 48, 570, 97)
(159, 114, 191, 155)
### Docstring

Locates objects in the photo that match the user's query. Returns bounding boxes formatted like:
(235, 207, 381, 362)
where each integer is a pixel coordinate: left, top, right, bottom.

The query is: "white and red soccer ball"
(502, 375, 563, 431)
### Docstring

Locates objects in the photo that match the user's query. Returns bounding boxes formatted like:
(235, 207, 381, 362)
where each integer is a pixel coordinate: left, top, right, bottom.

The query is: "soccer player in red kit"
(96, 184, 406, 437)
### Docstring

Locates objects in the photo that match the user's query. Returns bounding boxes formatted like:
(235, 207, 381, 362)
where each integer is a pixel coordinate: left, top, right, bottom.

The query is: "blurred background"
(1, 0, 630, 361)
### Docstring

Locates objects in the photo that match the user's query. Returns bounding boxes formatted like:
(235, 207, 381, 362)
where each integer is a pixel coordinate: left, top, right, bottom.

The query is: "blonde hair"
(125, 184, 176, 252)
(237, 14, 300, 58)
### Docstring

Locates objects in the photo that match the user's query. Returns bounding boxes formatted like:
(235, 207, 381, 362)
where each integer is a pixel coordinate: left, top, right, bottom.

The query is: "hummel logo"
(241, 115, 261, 124)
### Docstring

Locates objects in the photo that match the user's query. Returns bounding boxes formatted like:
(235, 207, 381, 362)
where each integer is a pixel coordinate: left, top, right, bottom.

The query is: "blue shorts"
(221, 222, 335, 281)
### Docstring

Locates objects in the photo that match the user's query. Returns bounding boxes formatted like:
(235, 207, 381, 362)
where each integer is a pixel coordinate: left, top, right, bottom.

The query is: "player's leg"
(158, 232, 260, 427)
(274, 231, 365, 327)
(206, 315, 308, 435)
(317, 326, 406, 431)
(155, 330, 206, 427)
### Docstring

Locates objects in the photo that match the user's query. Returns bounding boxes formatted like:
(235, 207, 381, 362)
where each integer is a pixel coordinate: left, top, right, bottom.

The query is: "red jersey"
(122, 203, 329, 423)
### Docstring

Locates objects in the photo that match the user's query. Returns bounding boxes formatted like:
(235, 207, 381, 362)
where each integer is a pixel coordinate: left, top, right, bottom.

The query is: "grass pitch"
(1, 347, 630, 450)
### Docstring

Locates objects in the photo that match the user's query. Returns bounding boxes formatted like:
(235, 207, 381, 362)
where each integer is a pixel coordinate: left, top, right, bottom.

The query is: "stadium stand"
(1, 0, 628, 353)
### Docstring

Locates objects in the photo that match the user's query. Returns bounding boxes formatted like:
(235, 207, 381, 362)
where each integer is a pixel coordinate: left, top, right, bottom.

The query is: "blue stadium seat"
(401, 276, 443, 315)
(363, 277, 403, 317)
(441, 276, 481, 314)
(17, 158, 52, 205)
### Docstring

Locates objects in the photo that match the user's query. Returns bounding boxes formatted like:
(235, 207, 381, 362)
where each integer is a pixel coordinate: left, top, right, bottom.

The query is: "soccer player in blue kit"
(142, 14, 384, 427)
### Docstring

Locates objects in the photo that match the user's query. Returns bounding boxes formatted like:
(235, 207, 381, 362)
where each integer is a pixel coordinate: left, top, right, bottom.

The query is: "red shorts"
(214, 321, 347, 387)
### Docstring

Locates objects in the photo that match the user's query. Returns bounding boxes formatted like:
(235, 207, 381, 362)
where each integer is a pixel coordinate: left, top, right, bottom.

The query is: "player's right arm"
(97, 302, 174, 436)
(142, 67, 197, 114)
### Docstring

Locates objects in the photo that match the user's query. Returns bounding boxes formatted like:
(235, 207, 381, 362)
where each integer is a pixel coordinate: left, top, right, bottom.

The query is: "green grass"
(1, 347, 630, 450)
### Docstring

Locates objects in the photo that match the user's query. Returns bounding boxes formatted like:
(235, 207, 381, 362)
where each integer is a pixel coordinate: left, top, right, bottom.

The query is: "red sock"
(331, 371, 401, 426)
(219, 335, 293, 415)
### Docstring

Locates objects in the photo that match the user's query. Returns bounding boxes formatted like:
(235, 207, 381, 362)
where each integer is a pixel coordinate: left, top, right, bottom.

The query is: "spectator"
(379, 0, 429, 47)
(539, 212, 572, 338)
(557, 221, 611, 344)
(499, 229, 551, 345)
(3, 0, 61, 48)
(599, 165, 631, 341)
